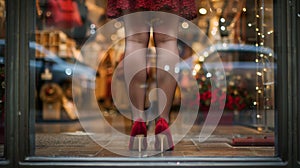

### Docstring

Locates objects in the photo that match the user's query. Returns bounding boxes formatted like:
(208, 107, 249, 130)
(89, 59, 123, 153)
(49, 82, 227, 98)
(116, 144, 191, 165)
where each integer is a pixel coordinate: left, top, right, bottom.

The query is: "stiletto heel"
(157, 134, 169, 152)
(155, 118, 174, 151)
(129, 118, 147, 151)
(131, 135, 145, 152)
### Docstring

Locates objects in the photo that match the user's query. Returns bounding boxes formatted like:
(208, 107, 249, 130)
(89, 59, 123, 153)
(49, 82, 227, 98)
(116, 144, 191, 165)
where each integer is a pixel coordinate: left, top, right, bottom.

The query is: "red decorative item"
(46, 0, 83, 29)
(231, 136, 274, 146)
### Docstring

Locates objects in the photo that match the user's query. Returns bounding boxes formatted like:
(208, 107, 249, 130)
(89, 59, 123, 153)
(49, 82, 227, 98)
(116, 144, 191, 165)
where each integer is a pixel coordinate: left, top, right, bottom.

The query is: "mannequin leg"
(152, 14, 179, 151)
(123, 14, 150, 121)
(153, 17, 179, 122)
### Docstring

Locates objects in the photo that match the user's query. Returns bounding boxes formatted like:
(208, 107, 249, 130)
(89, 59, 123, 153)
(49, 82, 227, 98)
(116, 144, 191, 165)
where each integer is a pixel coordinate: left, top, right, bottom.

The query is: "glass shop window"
(32, 0, 276, 157)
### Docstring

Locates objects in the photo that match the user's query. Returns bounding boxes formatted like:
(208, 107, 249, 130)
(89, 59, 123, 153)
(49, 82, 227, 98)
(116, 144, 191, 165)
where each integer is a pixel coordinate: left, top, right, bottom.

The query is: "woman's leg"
(153, 15, 179, 122)
(152, 15, 179, 151)
(123, 14, 150, 121)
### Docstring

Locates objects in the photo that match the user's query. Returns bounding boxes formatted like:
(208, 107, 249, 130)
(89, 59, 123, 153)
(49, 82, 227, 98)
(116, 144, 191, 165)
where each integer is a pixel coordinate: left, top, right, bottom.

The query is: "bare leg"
(123, 14, 150, 121)
(153, 16, 179, 122)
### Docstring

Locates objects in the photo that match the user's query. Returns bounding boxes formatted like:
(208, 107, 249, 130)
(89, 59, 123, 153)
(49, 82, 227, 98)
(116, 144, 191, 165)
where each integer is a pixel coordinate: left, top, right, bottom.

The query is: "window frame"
(296, 0, 300, 167)
(1, 0, 297, 167)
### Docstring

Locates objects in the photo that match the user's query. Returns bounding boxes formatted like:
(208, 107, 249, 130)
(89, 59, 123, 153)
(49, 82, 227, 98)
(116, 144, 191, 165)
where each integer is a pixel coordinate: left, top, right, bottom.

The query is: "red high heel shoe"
(155, 118, 174, 152)
(129, 118, 147, 152)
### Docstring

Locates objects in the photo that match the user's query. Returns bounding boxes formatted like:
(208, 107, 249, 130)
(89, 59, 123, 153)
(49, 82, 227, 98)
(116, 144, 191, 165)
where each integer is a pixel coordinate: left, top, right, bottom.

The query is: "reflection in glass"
(32, 0, 275, 157)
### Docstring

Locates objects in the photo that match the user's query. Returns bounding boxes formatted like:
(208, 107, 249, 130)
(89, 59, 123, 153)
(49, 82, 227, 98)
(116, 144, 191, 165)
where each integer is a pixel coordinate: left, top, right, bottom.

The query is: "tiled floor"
(35, 111, 275, 157)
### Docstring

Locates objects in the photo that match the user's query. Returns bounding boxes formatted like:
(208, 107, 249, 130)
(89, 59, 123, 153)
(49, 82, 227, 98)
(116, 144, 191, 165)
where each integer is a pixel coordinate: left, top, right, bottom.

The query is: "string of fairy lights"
(194, 0, 275, 131)
(254, 0, 274, 132)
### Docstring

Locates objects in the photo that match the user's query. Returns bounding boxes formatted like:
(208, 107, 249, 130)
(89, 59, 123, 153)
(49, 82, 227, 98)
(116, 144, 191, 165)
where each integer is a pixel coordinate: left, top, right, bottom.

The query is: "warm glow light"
(194, 64, 201, 71)
(211, 30, 217, 35)
(206, 73, 212, 78)
(164, 65, 170, 71)
(89, 24, 95, 29)
(199, 56, 205, 62)
(192, 70, 197, 76)
(199, 8, 207, 15)
(174, 67, 180, 73)
(114, 22, 122, 28)
(257, 72, 262, 76)
(214, 21, 219, 26)
(220, 18, 225, 23)
(220, 26, 226, 31)
(110, 34, 117, 41)
(182, 22, 189, 29)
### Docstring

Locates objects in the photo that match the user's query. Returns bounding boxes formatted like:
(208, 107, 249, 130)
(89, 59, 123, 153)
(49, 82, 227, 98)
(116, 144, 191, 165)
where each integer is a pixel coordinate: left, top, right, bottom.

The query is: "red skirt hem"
(106, 0, 198, 20)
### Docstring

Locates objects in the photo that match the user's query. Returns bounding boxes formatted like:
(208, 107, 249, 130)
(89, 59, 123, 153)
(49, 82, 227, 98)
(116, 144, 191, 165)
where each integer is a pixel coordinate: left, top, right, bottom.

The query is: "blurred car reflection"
(196, 43, 275, 85)
(0, 39, 96, 117)
(29, 42, 96, 87)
